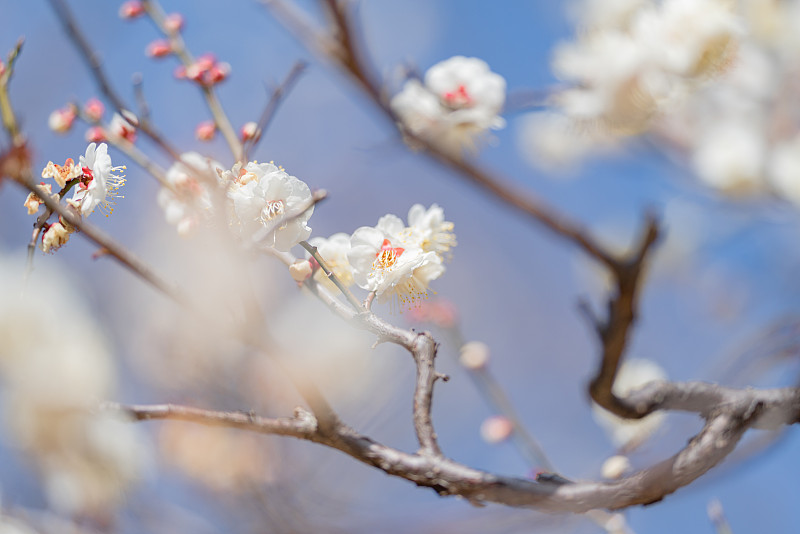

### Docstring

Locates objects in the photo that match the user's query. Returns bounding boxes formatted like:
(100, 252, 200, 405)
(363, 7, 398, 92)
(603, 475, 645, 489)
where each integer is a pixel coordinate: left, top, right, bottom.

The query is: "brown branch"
(587, 214, 661, 418)
(46, 0, 184, 162)
(243, 61, 307, 161)
(109, 382, 800, 512)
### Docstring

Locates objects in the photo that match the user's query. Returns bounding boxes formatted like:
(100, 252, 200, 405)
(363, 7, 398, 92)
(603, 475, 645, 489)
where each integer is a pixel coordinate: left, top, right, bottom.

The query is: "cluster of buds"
(175, 54, 231, 86)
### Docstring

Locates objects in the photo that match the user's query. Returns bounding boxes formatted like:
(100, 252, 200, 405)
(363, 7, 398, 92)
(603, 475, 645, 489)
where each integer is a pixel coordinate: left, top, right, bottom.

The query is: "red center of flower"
(374, 238, 404, 270)
(443, 84, 472, 107)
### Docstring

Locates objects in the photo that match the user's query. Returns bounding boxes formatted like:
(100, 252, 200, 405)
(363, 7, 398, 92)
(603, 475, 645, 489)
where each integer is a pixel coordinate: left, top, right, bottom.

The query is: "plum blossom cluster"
(26, 143, 126, 253)
(222, 160, 314, 250)
(391, 56, 506, 154)
(520, 0, 743, 166)
(304, 204, 456, 311)
(523, 1, 800, 206)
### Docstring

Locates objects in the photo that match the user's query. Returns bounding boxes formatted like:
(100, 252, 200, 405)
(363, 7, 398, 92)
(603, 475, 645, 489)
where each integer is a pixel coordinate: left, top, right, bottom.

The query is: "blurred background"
(1, 0, 800, 532)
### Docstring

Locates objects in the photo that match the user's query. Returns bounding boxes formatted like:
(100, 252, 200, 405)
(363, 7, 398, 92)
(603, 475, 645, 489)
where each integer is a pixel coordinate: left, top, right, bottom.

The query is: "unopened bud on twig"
(48, 105, 77, 134)
(241, 121, 261, 142)
(459, 341, 490, 370)
(289, 259, 313, 283)
(119, 1, 144, 19)
(480, 415, 513, 444)
(85, 126, 107, 143)
(146, 39, 173, 58)
(195, 120, 216, 141)
(83, 97, 105, 122)
(164, 13, 185, 34)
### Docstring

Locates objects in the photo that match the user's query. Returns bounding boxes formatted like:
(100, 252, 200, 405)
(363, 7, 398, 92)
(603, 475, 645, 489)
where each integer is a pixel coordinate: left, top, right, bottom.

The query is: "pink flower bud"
(289, 259, 313, 282)
(195, 53, 216, 72)
(240, 121, 261, 142)
(119, 0, 145, 19)
(0, 61, 5, 77)
(207, 62, 230, 85)
(146, 39, 172, 58)
(48, 105, 77, 134)
(185, 62, 206, 82)
(480, 415, 513, 444)
(173, 65, 187, 79)
(164, 13, 185, 33)
(83, 97, 105, 122)
(85, 126, 107, 143)
(195, 120, 216, 141)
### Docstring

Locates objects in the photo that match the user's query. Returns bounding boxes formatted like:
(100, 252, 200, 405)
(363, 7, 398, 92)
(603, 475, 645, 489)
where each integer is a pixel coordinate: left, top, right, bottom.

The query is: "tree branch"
(108, 381, 799, 512)
(46, 0, 184, 162)
(243, 60, 307, 161)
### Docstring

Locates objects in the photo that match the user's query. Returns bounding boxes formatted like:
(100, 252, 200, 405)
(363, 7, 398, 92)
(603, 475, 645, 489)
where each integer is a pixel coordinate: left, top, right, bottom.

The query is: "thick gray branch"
(109, 381, 799, 513)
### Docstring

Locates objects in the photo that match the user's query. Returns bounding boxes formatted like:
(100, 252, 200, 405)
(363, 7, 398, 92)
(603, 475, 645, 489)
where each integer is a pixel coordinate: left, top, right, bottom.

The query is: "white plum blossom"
(391, 56, 506, 153)
(348, 211, 447, 310)
(157, 152, 221, 236)
(71, 142, 126, 217)
(223, 161, 313, 251)
(593, 358, 668, 449)
(307, 232, 355, 290)
(634, 0, 742, 78)
(402, 203, 457, 258)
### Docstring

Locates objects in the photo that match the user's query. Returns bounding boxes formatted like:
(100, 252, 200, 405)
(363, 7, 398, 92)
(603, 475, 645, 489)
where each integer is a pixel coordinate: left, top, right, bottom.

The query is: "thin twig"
(132, 73, 151, 122)
(140, 0, 243, 161)
(46, 0, 184, 162)
(300, 239, 363, 312)
(25, 178, 80, 279)
(0, 38, 24, 146)
(243, 61, 307, 161)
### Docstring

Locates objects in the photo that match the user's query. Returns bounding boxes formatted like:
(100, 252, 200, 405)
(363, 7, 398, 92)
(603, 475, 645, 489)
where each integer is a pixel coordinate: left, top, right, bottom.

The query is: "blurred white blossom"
(0, 255, 149, 516)
(391, 56, 506, 153)
(157, 152, 221, 236)
(307, 232, 355, 291)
